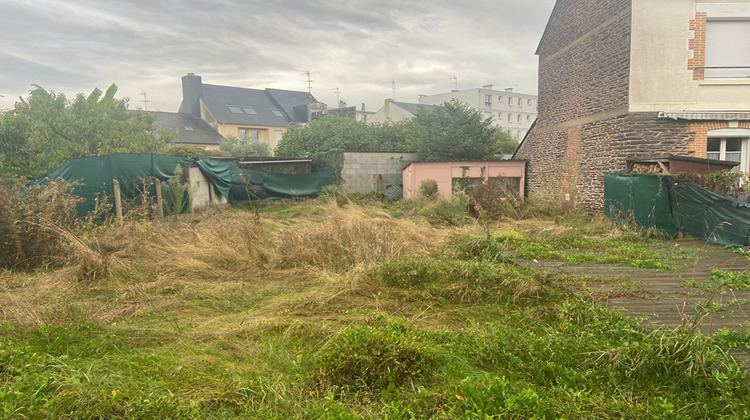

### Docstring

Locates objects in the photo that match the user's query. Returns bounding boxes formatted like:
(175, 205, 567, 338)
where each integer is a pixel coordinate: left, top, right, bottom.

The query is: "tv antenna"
(333, 87, 340, 105)
(301, 71, 313, 93)
(383, 80, 396, 99)
(139, 91, 151, 111)
(450, 76, 458, 90)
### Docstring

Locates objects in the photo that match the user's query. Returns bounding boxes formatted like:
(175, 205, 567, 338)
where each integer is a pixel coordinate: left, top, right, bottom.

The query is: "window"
(227, 106, 242, 114)
(498, 96, 503, 103)
(239, 128, 260, 144)
(526, 115, 531, 122)
(705, 20, 750, 78)
(498, 112, 502, 118)
(184, 126, 194, 131)
(707, 137, 742, 163)
(242, 107, 257, 115)
(527, 99, 532, 106)
(508, 97, 513, 107)
(484, 94, 492, 106)
(517, 114, 522, 122)
(518, 98, 522, 107)
(452, 177, 483, 195)
(270, 109, 284, 117)
(274, 130, 283, 147)
(488, 177, 521, 198)
(507, 114, 512, 122)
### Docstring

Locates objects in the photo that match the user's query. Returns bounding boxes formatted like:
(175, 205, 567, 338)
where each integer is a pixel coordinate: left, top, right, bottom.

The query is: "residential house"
(368, 100, 439, 124)
(418, 86, 538, 140)
(513, 0, 750, 212)
(313, 101, 375, 122)
(151, 111, 224, 150)
(179, 73, 326, 154)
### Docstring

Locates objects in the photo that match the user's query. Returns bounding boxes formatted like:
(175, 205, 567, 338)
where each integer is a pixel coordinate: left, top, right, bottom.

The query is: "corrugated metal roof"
(658, 111, 750, 121)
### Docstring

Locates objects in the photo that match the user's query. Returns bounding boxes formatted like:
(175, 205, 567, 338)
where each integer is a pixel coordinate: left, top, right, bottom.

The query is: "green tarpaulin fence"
(603, 174, 678, 237)
(40, 153, 193, 218)
(195, 158, 334, 203)
(37, 154, 334, 218)
(604, 173, 750, 247)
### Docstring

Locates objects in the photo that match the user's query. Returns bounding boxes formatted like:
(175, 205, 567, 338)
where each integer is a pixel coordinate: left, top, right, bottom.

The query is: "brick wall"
(688, 12, 707, 81)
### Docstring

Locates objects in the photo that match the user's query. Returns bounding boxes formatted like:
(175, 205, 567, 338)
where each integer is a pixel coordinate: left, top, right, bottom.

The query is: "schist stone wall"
(515, 0, 696, 212)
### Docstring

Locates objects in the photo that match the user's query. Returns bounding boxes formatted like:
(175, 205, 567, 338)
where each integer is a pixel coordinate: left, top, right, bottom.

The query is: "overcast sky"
(0, 0, 556, 113)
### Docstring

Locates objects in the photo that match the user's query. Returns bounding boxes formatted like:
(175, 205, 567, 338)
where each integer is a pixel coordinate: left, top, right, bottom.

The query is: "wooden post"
(155, 178, 164, 218)
(113, 179, 123, 222)
(208, 180, 215, 206)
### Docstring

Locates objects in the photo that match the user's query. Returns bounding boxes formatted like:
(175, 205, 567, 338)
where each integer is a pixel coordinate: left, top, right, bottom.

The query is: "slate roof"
(392, 101, 439, 115)
(152, 112, 224, 145)
(200, 84, 321, 127)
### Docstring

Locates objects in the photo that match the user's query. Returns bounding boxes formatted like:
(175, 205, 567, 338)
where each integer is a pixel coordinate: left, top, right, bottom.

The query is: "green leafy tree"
(0, 109, 33, 176)
(275, 116, 376, 157)
(13, 84, 175, 174)
(219, 135, 271, 157)
(493, 129, 520, 155)
(409, 99, 497, 160)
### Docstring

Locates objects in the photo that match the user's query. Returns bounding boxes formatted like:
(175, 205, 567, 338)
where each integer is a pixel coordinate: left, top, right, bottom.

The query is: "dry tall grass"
(276, 203, 443, 273)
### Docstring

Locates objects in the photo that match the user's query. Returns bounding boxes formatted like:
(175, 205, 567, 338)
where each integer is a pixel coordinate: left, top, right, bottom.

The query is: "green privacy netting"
(37, 154, 335, 218)
(39, 153, 193, 218)
(603, 174, 678, 237)
(195, 158, 334, 203)
(669, 179, 750, 247)
(604, 173, 750, 247)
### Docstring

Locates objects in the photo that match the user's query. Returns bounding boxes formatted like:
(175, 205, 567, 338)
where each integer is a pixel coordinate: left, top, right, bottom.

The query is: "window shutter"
(705, 20, 750, 78)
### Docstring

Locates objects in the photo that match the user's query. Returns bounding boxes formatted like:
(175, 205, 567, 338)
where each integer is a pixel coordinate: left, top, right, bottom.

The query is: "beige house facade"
(514, 0, 750, 212)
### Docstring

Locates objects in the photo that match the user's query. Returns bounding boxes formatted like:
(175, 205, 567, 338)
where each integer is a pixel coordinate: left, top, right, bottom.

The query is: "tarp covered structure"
(37, 154, 335, 218)
(195, 158, 334, 202)
(604, 173, 750, 247)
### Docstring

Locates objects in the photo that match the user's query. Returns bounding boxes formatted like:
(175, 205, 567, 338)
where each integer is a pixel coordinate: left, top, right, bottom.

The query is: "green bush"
(0, 177, 81, 270)
(418, 190, 471, 226)
(314, 320, 435, 393)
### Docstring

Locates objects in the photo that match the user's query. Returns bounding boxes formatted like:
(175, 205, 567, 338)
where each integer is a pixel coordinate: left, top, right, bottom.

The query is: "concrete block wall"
(341, 152, 418, 193)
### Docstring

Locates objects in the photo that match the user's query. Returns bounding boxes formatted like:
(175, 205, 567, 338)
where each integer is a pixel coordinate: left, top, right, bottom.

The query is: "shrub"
(418, 191, 471, 227)
(0, 177, 82, 270)
(417, 179, 439, 201)
(470, 179, 525, 220)
(314, 320, 435, 392)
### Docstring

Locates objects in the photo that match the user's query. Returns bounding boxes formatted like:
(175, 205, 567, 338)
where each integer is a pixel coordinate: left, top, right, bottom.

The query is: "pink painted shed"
(402, 160, 527, 200)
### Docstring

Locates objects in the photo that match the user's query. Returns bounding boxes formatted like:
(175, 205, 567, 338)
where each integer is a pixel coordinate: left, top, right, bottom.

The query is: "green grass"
(1, 200, 748, 418)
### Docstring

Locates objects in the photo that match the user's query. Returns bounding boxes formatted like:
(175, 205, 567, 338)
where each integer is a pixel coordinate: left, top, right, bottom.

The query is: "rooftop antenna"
(450, 76, 458, 91)
(301, 71, 313, 93)
(382, 80, 396, 99)
(333, 87, 340, 105)
(139, 91, 151, 111)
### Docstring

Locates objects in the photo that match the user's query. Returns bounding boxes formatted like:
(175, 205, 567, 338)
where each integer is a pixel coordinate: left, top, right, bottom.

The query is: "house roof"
(200, 84, 321, 127)
(152, 111, 224, 145)
(392, 101, 439, 115)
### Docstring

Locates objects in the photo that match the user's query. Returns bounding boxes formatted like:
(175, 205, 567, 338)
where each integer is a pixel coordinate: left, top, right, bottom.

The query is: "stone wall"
(341, 152, 418, 193)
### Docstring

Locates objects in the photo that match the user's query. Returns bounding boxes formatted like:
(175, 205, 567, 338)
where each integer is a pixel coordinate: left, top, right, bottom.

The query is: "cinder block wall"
(341, 152, 418, 193)
(515, 0, 696, 212)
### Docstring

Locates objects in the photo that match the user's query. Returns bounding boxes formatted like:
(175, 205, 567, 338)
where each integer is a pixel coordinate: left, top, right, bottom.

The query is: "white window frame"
(707, 128, 750, 172)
